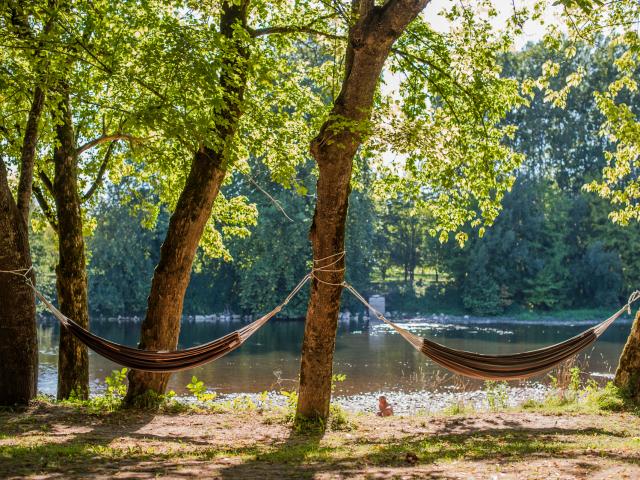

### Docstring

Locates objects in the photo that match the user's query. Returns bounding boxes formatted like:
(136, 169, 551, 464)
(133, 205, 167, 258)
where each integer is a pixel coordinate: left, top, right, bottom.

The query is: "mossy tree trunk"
(0, 96, 45, 407)
(0, 167, 38, 406)
(124, 1, 250, 405)
(52, 87, 90, 400)
(615, 309, 640, 401)
(0, 5, 57, 405)
(0, 83, 45, 405)
(295, 0, 428, 423)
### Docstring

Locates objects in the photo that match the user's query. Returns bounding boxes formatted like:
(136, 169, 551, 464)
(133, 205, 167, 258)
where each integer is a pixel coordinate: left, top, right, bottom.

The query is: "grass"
(3, 370, 637, 478)
(1, 396, 640, 479)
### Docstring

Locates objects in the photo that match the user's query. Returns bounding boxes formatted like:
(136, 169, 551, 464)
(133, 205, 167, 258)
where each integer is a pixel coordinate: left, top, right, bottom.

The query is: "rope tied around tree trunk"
(0, 267, 312, 371)
(310, 251, 347, 286)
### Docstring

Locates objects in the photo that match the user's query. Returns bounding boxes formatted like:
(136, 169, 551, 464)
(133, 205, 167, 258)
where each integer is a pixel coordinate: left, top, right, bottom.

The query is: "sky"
(423, 0, 565, 50)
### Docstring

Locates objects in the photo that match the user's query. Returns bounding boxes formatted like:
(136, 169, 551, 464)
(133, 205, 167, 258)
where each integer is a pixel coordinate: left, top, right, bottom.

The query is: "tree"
(295, 0, 524, 422)
(377, 195, 428, 288)
(6, 0, 146, 399)
(0, 0, 318, 402)
(124, 0, 329, 403)
(0, 1, 54, 405)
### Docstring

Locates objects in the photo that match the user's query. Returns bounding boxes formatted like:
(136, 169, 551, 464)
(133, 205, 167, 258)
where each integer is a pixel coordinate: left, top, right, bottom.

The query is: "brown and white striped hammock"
(344, 283, 640, 380)
(3, 266, 638, 379)
(28, 273, 311, 372)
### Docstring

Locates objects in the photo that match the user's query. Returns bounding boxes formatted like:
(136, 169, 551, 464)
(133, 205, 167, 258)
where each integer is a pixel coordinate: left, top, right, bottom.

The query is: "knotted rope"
(310, 251, 346, 286)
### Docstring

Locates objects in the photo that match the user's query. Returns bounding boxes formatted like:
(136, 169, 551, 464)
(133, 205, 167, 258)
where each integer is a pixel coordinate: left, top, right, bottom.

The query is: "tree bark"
(0, 161, 38, 405)
(0, 84, 45, 405)
(17, 86, 46, 223)
(52, 89, 90, 400)
(615, 309, 640, 401)
(125, 1, 249, 404)
(296, 0, 429, 422)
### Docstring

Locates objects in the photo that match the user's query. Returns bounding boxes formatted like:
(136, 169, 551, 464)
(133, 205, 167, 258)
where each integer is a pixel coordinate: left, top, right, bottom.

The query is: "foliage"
(535, 0, 640, 225)
(484, 381, 509, 411)
(105, 368, 128, 399)
(12, 3, 639, 320)
(373, 1, 527, 243)
(587, 382, 626, 412)
(328, 404, 353, 431)
(186, 376, 217, 403)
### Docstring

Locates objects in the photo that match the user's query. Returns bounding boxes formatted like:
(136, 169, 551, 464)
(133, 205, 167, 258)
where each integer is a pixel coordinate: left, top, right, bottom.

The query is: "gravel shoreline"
(212, 384, 552, 415)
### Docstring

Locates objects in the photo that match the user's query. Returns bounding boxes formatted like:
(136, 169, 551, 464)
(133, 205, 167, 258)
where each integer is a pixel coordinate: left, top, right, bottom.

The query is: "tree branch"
(32, 184, 58, 233)
(378, 0, 430, 33)
(392, 46, 489, 134)
(250, 25, 344, 41)
(16, 85, 46, 224)
(246, 174, 293, 222)
(10, 3, 56, 224)
(249, 13, 342, 40)
(76, 133, 138, 156)
(82, 141, 114, 202)
(38, 170, 54, 195)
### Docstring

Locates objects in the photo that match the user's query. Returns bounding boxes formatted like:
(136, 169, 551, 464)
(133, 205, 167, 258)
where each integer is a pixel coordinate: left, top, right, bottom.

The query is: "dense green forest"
(28, 39, 639, 319)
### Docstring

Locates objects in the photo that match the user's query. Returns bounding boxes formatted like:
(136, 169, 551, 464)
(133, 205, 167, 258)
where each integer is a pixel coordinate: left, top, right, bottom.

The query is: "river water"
(37, 315, 632, 397)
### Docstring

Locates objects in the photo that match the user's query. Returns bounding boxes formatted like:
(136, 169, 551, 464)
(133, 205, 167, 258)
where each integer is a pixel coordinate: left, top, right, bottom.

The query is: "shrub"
(587, 382, 625, 412)
(186, 376, 217, 403)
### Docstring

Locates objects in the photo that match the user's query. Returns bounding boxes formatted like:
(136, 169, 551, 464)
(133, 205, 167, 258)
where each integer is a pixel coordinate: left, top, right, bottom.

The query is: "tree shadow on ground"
(217, 423, 640, 479)
(2, 407, 640, 479)
(0, 404, 159, 478)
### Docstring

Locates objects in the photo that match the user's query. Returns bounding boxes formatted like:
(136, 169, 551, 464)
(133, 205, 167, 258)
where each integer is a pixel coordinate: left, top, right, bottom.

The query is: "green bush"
(186, 376, 217, 403)
(587, 382, 625, 412)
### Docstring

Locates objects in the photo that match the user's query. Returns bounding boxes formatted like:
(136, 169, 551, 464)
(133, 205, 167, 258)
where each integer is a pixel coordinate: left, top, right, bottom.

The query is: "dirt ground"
(1, 403, 639, 479)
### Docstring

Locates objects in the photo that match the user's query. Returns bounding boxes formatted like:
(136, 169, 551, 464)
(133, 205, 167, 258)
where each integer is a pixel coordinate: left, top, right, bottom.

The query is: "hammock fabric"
(344, 283, 640, 380)
(28, 274, 310, 373)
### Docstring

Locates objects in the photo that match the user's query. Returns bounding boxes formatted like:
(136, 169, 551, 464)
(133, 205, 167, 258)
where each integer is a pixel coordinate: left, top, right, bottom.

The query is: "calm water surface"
(37, 316, 632, 396)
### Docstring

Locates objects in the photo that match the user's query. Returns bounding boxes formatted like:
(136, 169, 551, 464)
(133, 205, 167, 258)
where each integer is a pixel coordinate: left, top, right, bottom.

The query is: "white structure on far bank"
(368, 295, 385, 321)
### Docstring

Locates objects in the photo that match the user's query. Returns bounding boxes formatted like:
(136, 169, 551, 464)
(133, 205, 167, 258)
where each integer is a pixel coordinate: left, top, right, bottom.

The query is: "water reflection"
(38, 317, 631, 396)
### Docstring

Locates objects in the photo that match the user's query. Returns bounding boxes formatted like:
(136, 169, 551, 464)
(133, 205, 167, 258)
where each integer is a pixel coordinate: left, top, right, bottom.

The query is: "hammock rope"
(1, 261, 638, 379)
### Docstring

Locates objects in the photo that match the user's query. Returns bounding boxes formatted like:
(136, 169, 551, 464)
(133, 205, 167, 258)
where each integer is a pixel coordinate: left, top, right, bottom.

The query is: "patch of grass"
(515, 381, 637, 415)
(329, 404, 354, 431)
(442, 400, 475, 416)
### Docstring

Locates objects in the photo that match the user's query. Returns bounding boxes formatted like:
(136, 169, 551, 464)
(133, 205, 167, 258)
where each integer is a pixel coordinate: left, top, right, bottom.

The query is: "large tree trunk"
(295, 0, 429, 422)
(0, 85, 46, 405)
(0, 163, 38, 405)
(125, 1, 249, 405)
(125, 149, 227, 401)
(53, 89, 90, 400)
(615, 309, 640, 401)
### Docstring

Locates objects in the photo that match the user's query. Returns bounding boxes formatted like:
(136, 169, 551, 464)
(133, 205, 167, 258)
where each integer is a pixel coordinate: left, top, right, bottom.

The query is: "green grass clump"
(586, 382, 626, 412)
(442, 400, 475, 416)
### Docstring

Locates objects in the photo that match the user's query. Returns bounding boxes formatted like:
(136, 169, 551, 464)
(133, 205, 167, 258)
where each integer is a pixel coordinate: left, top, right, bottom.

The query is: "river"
(36, 313, 633, 397)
